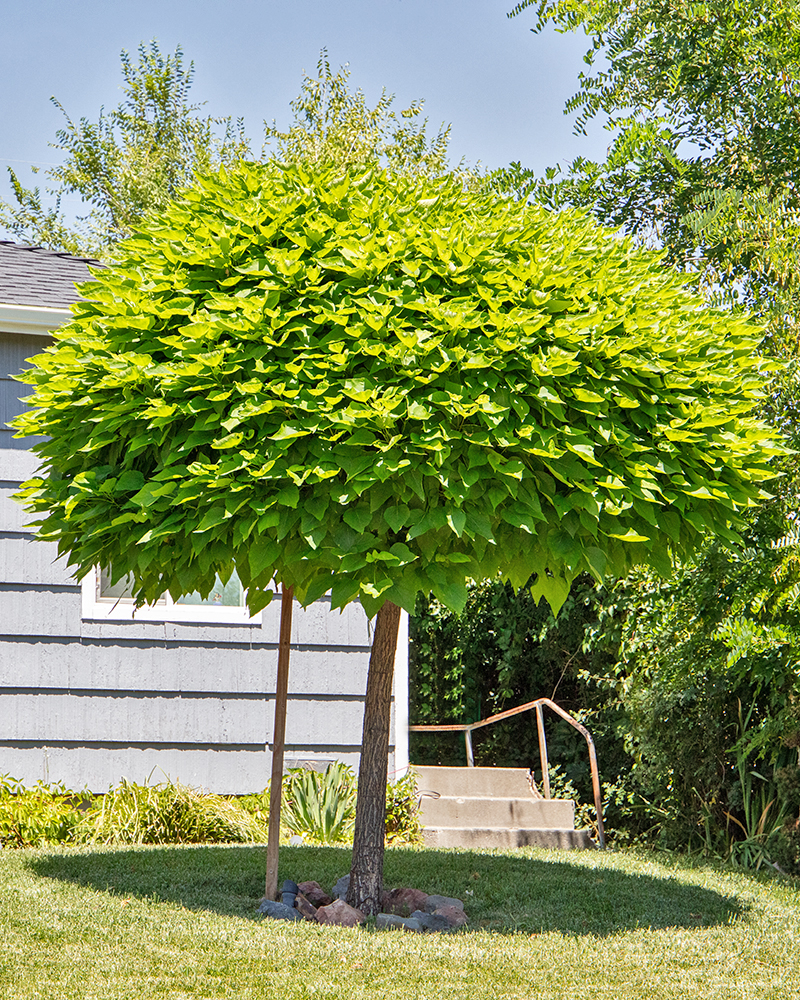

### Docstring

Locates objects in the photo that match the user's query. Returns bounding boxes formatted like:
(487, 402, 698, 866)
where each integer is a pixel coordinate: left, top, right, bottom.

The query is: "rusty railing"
(409, 697, 605, 849)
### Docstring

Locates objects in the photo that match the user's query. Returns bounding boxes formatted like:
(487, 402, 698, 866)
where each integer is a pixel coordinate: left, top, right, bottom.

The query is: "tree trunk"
(264, 584, 293, 900)
(346, 599, 401, 916)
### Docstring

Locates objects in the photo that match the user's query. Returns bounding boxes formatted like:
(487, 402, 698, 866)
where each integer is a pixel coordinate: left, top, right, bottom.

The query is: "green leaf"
(196, 506, 229, 533)
(276, 485, 300, 509)
(246, 587, 274, 615)
(249, 536, 280, 580)
(384, 505, 410, 533)
(607, 528, 651, 543)
(584, 546, 607, 580)
(116, 470, 145, 492)
(343, 506, 373, 533)
(446, 510, 467, 536)
(530, 572, 571, 614)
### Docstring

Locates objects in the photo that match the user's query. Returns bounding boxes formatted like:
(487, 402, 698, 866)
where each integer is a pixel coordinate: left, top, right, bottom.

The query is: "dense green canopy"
(16, 161, 784, 615)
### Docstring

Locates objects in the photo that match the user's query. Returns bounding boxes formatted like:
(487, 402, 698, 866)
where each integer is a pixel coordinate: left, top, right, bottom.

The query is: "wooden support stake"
(265, 584, 293, 901)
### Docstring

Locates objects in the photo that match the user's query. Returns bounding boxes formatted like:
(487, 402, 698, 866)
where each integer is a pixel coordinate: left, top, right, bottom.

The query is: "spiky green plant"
(281, 763, 357, 845)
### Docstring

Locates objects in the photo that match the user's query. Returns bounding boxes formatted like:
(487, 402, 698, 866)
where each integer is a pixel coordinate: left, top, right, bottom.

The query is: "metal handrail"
(409, 697, 605, 849)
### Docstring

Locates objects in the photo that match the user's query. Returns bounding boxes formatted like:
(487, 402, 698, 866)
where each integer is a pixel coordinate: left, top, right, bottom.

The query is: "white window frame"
(81, 566, 264, 624)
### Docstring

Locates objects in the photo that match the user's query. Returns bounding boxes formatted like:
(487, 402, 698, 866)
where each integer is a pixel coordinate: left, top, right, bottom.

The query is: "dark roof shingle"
(0, 241, 101, 308)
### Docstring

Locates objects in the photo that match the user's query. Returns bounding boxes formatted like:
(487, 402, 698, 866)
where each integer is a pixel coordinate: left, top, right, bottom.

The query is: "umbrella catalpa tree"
(16, 161, 783, 912)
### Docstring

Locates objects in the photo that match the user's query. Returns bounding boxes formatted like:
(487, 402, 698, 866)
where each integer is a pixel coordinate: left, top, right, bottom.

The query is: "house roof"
(0, 241, 100, 308)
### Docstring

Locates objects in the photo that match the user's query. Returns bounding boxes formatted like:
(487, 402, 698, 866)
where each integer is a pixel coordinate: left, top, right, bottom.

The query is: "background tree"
(263, 49, 454, 177)
(0, 44, 458, 258)
(0, 41, 250, 258)
(15, 158, 783, 906)
(506, 0, 800, 351)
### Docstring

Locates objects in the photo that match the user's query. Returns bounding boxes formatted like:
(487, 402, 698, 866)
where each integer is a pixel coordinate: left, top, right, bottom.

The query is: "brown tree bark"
(346, 599, 401, 916)
(264, 584, 293, 900)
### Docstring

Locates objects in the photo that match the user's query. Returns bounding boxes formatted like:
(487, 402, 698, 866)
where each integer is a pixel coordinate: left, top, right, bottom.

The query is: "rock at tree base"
(260, 877, 466, 932)
(258, 899, 302, 921)
(316, 899, 365, 927)
(423, 895, 464, 913)
(294, 893, 318, 921)
(376, 913, 424, 932)
(409, 909, 452, 932)
(381, 887, 429, 917)
(432, 905, 468, 928)
(330, 875, 350, 900)
(298, 881, 332, 907)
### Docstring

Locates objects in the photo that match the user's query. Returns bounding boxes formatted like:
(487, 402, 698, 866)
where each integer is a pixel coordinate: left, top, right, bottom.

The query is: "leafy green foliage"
(409, 593, 467, 751)
(0, 42, 250, 257)
(384, 769, 424, 845)
(264, 50, 454, 177)
(274, 764, 422, 846)
(0, 770, 422, 850)
(0, 775, 269, 849)
(720, 701, 789, 870)
(410, 577, 628, 812)
(582, 510, 800, 856)
(16, 160, 782, 617)
(0, 775, 87, 848)
(773, 762, 800, 873)
(507, 0, 800, 351)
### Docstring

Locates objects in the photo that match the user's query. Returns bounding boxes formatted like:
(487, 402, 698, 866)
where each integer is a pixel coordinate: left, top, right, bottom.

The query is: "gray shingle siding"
(0, 332, 50, 450)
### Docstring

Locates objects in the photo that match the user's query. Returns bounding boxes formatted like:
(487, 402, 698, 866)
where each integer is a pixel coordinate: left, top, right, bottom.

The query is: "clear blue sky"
(1, 0, 609, 224)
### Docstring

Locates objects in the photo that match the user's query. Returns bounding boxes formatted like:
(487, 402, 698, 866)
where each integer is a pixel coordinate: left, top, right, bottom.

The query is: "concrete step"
(420, 794, 574, 829)
(414, 765, 535, 799)
(413, 765, 597, 851)
(423, 827, 596, 850)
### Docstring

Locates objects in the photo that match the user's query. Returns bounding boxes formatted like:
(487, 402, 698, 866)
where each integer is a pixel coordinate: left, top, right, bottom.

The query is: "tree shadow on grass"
(29, 844, 747, 936)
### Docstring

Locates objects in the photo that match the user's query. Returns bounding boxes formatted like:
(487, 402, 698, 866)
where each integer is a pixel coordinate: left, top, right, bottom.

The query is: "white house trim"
(393, 609, 410, 778)
(80, 567, 264, 625)
(0, 303, 70, 336)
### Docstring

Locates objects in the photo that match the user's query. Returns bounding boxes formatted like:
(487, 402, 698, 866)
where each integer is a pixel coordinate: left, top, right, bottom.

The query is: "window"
(82, 566, 263, 624)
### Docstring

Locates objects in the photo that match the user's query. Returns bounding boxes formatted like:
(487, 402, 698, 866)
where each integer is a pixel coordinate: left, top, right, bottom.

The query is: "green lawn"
(1, 843, 798, 999)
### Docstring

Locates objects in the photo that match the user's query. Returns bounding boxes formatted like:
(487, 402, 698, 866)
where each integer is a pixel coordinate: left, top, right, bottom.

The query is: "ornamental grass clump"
(275, 763, 423, 846)
(81, 776, 266, 845)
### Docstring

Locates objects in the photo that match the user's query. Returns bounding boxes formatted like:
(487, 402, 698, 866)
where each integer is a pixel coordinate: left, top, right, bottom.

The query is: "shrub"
(0, 767, 424, 849)
(237, 788, 270, 829)
(0, 775, 86, 848)
(80, 776, 266, 845)
(385, 769, 424, 845)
